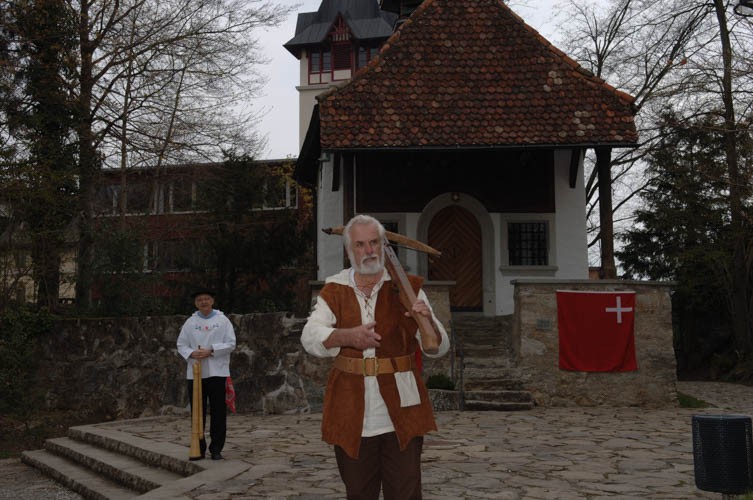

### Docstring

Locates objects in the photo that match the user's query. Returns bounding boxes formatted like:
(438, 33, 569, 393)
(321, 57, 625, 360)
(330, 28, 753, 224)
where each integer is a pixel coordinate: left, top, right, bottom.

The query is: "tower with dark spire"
(284, 0, 398, 148)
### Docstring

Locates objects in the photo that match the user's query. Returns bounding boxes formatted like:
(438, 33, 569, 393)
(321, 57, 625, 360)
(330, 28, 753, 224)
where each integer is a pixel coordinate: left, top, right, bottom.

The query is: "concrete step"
(21, 449, 137, 500)
(45, 437, 183, 493)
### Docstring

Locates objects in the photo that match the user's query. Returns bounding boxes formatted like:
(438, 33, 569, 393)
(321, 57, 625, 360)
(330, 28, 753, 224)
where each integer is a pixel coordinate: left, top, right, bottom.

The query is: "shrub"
(677, 392, 709, 409)
(425, 373, 455, 390)
(0, 307, 53, 420)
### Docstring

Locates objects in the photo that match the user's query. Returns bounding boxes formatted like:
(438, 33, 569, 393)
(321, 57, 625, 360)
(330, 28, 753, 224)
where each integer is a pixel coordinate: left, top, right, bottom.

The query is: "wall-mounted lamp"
(451, 192, 460, 202)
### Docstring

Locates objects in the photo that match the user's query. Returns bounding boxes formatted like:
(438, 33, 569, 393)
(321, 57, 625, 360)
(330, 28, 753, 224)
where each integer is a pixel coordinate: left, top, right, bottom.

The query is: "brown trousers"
(335, 433, 423, 500)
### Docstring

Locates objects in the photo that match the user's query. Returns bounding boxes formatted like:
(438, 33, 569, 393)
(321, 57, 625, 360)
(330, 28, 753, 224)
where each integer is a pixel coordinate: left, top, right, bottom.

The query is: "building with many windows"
(1, 158, 309, 311)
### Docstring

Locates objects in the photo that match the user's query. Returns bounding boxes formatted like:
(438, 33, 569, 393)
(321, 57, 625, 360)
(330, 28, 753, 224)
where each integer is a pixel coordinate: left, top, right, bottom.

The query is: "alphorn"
(189, 361, 204, 460)
(323, 226, 441, 354)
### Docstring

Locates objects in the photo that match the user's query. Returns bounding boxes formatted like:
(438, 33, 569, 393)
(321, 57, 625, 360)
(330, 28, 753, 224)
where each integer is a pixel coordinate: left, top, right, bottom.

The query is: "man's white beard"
(351, 251, 385, 275)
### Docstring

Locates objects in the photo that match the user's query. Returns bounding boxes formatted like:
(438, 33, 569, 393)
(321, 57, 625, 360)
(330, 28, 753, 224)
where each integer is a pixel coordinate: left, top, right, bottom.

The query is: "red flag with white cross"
(556, 290, 637, 372)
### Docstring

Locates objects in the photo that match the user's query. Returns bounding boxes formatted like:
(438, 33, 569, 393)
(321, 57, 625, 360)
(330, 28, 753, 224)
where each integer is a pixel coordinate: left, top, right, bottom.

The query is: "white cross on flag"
(556, 290, 637, 372)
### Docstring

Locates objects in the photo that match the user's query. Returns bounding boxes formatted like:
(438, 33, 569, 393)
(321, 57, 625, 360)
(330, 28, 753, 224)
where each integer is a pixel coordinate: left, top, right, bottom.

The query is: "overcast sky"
(254, 0, 560, 160)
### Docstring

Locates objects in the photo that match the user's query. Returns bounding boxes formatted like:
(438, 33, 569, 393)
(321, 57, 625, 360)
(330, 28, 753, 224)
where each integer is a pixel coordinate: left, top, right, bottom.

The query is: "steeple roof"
(284, 0, 398, 58)
(318, 0, 638, 150)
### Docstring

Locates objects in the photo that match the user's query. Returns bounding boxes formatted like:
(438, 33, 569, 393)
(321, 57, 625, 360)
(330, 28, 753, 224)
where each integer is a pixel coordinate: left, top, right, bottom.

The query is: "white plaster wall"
(495, 211, 557, 315)
(404, 212, 421, 274)
(317, 157, 344, 280)
(297, 85, 326, 150)
(494, 149, 588, 315)
(552, 149, 589, 279)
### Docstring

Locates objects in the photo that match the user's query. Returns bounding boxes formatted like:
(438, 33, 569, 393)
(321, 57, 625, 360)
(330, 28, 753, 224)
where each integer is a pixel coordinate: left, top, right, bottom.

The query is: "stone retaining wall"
(34, 281, 455, 419)
(36, 313, 322, 419)
(512, 279, 677, 407)
(31, 280, 673, 418)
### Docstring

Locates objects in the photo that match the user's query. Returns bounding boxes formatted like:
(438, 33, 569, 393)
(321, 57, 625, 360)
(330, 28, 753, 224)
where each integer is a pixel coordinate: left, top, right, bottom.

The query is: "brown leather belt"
(333, 354, 414, 376)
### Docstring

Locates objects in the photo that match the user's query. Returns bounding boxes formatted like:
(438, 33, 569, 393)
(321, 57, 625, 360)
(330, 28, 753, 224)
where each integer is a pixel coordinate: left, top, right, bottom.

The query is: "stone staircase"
(20, 420, 248, 499)
(452, 313, 534, 411)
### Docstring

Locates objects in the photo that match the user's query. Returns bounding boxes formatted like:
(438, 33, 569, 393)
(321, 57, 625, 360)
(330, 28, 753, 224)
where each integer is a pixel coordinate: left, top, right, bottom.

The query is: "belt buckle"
(363, 357, 378, 376)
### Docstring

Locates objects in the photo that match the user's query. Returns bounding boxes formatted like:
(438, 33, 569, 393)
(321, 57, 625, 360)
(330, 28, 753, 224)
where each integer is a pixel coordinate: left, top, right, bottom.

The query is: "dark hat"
(191, 288, 216, 299)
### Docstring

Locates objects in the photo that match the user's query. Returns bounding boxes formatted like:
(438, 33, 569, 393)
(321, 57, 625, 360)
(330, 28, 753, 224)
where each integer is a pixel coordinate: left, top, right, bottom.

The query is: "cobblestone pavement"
(3, 381, 752, 499)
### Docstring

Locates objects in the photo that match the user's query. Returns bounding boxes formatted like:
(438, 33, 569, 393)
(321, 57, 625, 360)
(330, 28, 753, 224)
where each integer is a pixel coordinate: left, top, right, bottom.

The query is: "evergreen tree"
(194, 155, 312, 313)
(2, 0, 78, 311)
(618, 112, 753, 376)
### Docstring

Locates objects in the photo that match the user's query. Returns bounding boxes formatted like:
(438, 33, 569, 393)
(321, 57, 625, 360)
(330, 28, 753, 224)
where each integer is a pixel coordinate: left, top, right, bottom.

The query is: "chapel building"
(286, 0, 637, 315)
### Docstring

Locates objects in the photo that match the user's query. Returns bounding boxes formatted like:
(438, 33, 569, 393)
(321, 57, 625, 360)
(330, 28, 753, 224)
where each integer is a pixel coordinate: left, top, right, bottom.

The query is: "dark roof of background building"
(317, 0, 638, 150)
(284, 0, 398, 57)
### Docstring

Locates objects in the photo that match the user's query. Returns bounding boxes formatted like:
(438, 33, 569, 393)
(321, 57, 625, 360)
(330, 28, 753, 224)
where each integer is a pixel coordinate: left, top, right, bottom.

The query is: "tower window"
(357, 46, 379, 68)
(332, 42, 351, 70)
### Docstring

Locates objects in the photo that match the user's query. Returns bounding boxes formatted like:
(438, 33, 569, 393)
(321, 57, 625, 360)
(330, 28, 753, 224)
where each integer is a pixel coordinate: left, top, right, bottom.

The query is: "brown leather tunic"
(319, 274, 438, 459)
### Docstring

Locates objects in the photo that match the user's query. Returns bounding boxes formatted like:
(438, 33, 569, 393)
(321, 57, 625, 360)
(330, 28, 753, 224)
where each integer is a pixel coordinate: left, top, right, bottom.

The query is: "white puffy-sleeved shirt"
(177, 309, 236, 379)
(301, 268, 449, 437)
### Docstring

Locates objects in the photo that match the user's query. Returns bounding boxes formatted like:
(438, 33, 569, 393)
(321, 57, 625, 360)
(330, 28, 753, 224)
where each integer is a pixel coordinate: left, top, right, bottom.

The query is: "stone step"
(464, 390, 533, 403)
(21, 449, 137, 500)
(462, 357, 514, 370)
(464, 399, 534, 411)
(461, 344, 510, 356)
(457, 330, 508, 339)
(451, 314, 530, 411)
(67, 423, 202, 477)
(22, 421, 251, 500)
(452, 315, 512, 328)
(44, 437, 183, 493)
(464, 378, 524, 391)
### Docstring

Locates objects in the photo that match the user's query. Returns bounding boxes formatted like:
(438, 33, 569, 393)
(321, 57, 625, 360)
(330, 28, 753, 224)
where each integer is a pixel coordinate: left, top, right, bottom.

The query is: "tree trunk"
(596, 147, 616, 279)
(33, 236, 62, 312)
(714, 0, 751, 357)
(75, 0, 97, 310)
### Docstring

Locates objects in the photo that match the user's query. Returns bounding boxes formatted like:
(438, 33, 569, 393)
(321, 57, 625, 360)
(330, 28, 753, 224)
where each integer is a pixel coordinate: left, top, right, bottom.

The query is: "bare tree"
(561, 0, 753, 356)
(70, 0, 293, 308)
(557, 0, 710, 267)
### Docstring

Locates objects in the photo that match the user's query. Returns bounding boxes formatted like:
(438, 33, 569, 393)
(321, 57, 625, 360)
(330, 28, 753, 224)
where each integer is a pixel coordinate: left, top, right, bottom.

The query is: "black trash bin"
(692, 414, 753, 495)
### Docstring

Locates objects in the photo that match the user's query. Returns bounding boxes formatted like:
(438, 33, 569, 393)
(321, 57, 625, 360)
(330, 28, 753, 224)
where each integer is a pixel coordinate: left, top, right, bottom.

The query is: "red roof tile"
(318, 0, 638, 149)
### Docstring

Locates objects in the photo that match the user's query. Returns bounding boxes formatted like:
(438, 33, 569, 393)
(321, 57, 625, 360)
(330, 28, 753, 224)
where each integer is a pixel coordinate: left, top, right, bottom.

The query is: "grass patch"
(677, 392, 710, 408)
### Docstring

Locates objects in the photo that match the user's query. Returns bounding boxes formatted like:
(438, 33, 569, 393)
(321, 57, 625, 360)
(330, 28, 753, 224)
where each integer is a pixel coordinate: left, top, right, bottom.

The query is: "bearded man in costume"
(301, 215, 449, 499)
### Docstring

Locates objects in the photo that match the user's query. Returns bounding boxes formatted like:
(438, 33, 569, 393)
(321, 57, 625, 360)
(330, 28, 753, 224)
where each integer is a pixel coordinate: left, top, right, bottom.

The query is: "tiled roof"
(318, 0, 638, 149)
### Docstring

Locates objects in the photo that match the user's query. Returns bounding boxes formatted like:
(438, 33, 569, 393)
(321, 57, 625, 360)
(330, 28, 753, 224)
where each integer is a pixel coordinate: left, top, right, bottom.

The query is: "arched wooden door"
(428, 205, 482, 311)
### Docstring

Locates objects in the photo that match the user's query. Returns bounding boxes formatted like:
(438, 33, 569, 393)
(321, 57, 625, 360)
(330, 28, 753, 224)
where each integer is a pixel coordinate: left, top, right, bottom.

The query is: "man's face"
(195, 294, 214, 315)
(348, 223, 384, 275)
